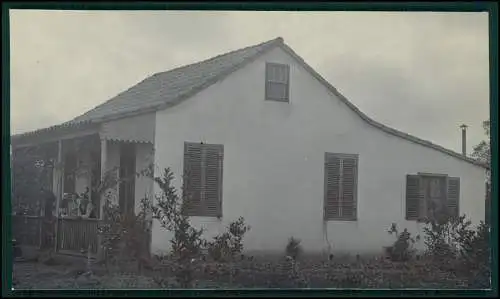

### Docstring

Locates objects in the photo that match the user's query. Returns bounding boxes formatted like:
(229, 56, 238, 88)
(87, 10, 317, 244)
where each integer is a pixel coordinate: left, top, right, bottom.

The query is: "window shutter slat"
(183, 143, 203, 216)
(204, 144, 223, 217)
(406, 175, 421, 220)
(341, 158, 357, 220)
(324, 154, 341, 220)
(447, 177, 460, 218)
(183, 142, 223, 218)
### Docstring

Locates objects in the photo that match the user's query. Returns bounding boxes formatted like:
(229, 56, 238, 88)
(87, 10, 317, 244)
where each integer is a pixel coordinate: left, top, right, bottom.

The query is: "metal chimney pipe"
(460, 124, 468, 156)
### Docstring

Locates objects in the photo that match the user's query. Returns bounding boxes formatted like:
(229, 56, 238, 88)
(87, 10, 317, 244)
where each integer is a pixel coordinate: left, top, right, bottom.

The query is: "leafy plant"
(97, 195, 151, 272)
(207, 217, 251, 262)
(95, 164, 154, 273)
(151, 168, 206, 262)
(285, 237, 303, 261)
(150, 168, 206, 288)
(423, 214, 491, 287)
(423, 214, 473, 260)
(11, 144, 57, 216)
(471, 119, 490, 166)
(385, 223, 419, 262)
(452, 220, 491, 275)
(283, 237, 308, 287)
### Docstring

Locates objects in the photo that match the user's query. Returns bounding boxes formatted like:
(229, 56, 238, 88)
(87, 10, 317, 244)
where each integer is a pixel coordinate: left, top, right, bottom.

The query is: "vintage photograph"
(9, 9, 491, 290)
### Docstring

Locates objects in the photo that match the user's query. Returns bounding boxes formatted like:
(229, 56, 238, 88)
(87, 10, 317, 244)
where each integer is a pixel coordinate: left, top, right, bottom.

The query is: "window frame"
(183, 142, 224, 218)
(265, 62, 290, 102)
(419, 173, 448, 223)
(406, 172, 460, 223)
(323, 152, 359, 221)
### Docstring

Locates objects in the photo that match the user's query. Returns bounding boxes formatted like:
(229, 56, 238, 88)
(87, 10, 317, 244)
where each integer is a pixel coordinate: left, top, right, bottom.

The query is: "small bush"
(423, 214, 473, 260)
(149, 168, 251, 287)
(285, 237, 303, 261)
(150, 168, 206, 287)
(459, 221, 490, 268)
(97, 196, 151, 272)
(385, 223, 419, 262)
(423, 214, 491, 288)
(207, 217, 251, 262)
(152, 168, 205, 262)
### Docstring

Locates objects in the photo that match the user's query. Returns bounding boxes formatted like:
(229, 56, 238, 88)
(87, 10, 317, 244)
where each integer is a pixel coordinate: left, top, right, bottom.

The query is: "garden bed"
(12, 254, 489, 289)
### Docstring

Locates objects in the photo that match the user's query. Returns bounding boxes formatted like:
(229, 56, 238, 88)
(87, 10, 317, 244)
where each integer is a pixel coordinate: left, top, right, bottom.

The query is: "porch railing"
(12, 215, 100, 255)
(57, 217, 100, 254)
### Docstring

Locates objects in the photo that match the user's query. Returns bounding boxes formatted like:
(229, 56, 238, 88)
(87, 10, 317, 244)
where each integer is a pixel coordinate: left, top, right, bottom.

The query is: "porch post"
(53, 140, 63, 252)
(97, 137, 107, 260)
(99, 138, 108, 218)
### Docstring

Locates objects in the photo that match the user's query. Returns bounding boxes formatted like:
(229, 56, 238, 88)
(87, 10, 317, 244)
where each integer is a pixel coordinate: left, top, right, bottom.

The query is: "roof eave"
(12, 37, 488, 171)
(11, 120, 99, 148)
(278, 43, 489, 170)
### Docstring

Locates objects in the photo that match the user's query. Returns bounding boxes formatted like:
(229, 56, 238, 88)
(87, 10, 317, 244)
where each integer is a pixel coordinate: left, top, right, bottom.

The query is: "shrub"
(151, 168, 206, 259)
(97, 196, 151, 272)
(457, 220, 491, 273)
(149, 168, 254, 287)
(285, 237, 303, 261)
(423, 214, 491, 287)
(423, 214, 474, 259)
(150, 168, 206, 287)
(207, 217, 251, 262)
(385, 223, 419, 262)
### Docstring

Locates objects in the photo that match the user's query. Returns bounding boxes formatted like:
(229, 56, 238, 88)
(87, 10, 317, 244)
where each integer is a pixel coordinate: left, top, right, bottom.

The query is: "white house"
(11, 37, 487, 256)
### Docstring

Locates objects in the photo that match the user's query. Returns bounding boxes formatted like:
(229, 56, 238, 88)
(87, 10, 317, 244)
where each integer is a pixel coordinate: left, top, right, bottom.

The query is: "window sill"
(183, 213, 223, 219)
(265, 98, 289, 103)
(324, 218, 358, 222)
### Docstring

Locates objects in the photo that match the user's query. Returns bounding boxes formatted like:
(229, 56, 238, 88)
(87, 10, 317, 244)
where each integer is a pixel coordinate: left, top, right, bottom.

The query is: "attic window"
(265, 63, 290, 102)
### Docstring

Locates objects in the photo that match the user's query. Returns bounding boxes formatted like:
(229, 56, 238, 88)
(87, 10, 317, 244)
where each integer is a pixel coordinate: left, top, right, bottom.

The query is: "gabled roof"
(11, 37, 488, 169)
(71, 38, 283, 123)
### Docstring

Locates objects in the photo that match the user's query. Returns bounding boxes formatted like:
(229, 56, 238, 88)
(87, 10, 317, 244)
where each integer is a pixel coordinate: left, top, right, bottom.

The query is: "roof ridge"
(152, 37, 282, 78)
(14, 37, 485, 170)
(71, 37, 282, 122)
(279, 43, 488, 169)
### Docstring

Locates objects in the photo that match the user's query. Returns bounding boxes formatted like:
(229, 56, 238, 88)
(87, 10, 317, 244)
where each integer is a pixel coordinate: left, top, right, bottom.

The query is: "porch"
(11, 120, 155, 258)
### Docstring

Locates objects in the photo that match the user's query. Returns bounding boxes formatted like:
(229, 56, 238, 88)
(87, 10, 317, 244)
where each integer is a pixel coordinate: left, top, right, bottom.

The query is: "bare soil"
(12, 253, 488, 290)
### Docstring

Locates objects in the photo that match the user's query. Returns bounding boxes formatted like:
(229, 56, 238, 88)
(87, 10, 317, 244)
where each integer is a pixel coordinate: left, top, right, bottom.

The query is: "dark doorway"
(119, 143, 136, 216)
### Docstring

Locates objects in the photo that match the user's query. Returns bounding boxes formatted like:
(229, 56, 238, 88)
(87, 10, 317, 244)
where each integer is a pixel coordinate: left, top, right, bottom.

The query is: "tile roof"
(11, 37, 488, 169)
(71, 37, 282, 123)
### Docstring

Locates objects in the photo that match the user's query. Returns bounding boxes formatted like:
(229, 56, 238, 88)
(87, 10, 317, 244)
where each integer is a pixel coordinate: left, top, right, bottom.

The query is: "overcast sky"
(9, 10, 489, 154)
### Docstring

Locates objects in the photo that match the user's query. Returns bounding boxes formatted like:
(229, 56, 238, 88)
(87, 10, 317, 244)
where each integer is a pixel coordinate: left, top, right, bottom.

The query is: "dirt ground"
(11, 253, 489, 290)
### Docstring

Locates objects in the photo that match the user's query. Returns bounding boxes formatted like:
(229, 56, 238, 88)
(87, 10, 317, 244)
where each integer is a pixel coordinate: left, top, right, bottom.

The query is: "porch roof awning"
(11, 112, 155, 148)
(99, 112, 155, 144)
(11, 120, 99, 148)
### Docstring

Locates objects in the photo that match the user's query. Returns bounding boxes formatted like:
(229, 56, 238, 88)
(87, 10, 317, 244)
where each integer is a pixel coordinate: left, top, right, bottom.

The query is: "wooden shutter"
(406, 175, 421, 220)
(341, 157, 358, 220)
(183, 142, 203, 216)
(324, 154, 341, 220)
(204, 144, 224, 217)
(447, 177, 460, 218)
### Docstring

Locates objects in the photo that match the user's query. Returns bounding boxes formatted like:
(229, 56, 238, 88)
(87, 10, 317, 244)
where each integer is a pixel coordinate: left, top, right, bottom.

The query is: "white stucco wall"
(151, 46, 486, 255)
(101, 113, 156, 144)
